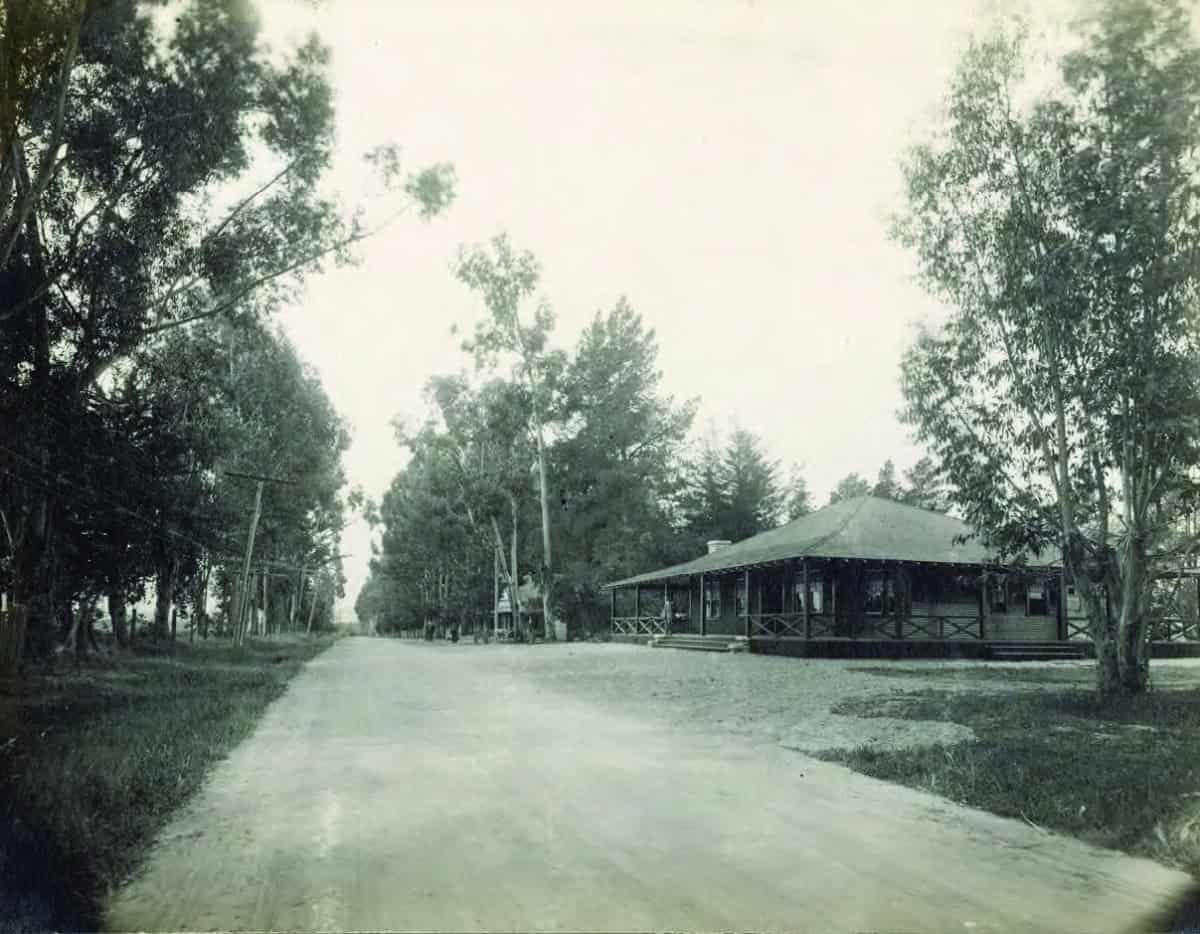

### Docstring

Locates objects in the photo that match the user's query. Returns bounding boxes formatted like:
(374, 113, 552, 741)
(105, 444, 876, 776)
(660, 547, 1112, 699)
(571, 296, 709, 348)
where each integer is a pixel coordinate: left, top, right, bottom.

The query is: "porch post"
(744, 568, 751, 638)
(831, 561, 837, 618)
(756, 569, 763, 628)
(664, 582, 670, 635)
(802, 557, 810, 640)
(980, 571, 990, 640)
(894, 564, 904, 641)
(699, 573, 706, 636)
(609, 586, 616, 634)
(634, 584, 640, 633)
(1057, 569, 1067, 640)
(687, 576, 693, 633)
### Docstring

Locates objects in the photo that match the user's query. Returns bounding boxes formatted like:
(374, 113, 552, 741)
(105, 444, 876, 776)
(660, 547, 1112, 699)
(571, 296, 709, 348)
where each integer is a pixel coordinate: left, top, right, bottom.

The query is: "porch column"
(980, 571, 990, 640)
(744, 568, 751, 638)
(664, 582, 670, 634)
(609, 586, 616, 634)
(1057, 569, 1067, 640)
(687, 577, 693, 633)
(634, 584, 641, 633)
(699, 573, 706, 636)
(802, 557, 810, 640)
(894, 564, 904, 641)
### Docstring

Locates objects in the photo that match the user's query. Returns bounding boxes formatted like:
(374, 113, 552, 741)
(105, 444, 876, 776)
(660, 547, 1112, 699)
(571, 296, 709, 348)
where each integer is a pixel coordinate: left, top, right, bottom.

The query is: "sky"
(259, 0, 1010, 621)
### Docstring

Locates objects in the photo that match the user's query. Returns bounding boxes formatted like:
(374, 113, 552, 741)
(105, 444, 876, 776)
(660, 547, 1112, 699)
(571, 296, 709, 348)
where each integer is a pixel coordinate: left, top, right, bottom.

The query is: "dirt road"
(105, 639, 1192, 933)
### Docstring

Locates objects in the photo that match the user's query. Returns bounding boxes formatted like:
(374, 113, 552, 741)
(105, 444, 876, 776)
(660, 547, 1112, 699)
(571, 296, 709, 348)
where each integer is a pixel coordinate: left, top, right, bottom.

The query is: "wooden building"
(494, 577, 543, 641)
(603, 496, 1198, 657)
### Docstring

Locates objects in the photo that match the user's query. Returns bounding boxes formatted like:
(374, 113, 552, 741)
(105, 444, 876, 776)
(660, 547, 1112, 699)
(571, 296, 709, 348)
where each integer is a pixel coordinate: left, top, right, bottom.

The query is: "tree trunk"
(533, 427, 555, 640)
(108, 591, 128, 648)
(1116, 536, 1151, 693)
(153, 557, 176, 639)
(169, 605, 178, 643)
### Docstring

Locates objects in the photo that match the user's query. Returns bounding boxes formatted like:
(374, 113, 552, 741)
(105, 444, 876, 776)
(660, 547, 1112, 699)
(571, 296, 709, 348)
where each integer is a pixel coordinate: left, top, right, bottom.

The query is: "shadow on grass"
(0, 636, 335, 934)
(826, 686, 1200, 875)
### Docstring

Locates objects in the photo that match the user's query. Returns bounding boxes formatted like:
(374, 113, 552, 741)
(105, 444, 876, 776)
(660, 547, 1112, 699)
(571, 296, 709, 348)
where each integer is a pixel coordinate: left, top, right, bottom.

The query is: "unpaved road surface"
(106, 639, 1193, 933)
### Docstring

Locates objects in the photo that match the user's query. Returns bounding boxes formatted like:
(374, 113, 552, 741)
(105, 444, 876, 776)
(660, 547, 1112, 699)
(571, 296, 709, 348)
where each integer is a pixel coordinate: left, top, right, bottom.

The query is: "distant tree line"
(357, 234, 950, 639)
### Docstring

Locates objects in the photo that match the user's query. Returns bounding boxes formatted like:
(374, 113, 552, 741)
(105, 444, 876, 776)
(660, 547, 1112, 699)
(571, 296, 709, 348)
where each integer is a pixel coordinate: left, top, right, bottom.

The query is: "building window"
(1026, 582, 1048, 616)
(864, 574, 895, 615)
(734, 576, 747, 616)
(704, 580, 721, 620)
(990, 579, 1007, 614)
(791, 578, 824, 614)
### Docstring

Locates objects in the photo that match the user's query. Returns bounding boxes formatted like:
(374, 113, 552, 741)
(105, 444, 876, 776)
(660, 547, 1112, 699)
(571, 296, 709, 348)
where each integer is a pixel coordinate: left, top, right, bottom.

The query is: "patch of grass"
(824, 686, 1200, 873)
(0, 635, 335, 933)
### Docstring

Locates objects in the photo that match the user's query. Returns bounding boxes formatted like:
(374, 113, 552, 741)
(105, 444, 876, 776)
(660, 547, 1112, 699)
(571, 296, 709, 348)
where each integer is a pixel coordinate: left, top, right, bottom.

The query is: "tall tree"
(551, 298, 695, 633)
(455, 233, 564, 639)
(828, 472, 871, 505)
(784, 466, 813, 520)
(683, 426, 782, 544)
(894, 0, 1200, 695)
(872, 460, 902, 500)
(901, 456, 949, 513)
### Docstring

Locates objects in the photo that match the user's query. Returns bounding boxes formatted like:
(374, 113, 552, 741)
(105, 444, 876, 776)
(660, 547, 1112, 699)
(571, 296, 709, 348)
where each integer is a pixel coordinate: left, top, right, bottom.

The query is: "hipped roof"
(603, 496, 1058, 589)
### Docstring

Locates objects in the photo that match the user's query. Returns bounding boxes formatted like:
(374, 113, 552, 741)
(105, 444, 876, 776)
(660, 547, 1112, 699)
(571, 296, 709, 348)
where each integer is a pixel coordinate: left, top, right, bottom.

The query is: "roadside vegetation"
(825, 669, 1200, 874)
(0, 635, 335, 933)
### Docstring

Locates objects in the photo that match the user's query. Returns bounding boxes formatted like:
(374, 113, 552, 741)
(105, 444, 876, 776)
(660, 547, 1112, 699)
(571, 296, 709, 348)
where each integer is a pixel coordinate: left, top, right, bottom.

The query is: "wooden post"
(894, 565, 904, 641)
(781, 560, 788, 616)
(743, 568, 751, 638)
(234, 480, 264, 646)
(634, 584, 640, 634)
(609, 586, 616, 635)
(755, 570, 763, 638)
(1057, 569, 1067, 641)
(687, 577, 693, 633)
(980, 571, 990, 640)
(802, 557, 810, 640)
(831, 562, 837, 619)
(664, 582, 670, 635)
(699, 573, 706, 636)
(262, 566, 269, 637)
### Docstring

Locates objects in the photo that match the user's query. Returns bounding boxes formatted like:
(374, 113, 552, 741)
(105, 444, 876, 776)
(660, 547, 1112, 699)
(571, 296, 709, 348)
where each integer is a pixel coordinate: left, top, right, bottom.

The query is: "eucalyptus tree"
(455, 234, 566, 637)
(894, 0, 1200, 694)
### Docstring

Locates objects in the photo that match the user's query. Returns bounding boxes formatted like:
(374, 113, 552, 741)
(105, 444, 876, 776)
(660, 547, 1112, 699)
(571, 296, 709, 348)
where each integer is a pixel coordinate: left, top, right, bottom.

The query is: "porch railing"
(748, 612, 985, 640)
(612, 615, 668, 636)
(1065, 616, 1200, 642)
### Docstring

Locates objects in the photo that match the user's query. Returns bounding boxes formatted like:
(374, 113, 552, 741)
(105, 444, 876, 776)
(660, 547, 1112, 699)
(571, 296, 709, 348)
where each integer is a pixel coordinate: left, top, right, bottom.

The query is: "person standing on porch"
(661, 597, 673, 635)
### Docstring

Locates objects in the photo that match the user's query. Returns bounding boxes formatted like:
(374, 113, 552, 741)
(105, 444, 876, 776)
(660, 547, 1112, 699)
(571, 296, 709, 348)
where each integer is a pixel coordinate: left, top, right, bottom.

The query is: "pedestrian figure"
(661, 596, 673, 635)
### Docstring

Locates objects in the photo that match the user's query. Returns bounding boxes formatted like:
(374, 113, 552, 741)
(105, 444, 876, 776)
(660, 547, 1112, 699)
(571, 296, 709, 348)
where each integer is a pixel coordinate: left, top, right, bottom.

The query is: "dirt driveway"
(105, 639, 1193, 933)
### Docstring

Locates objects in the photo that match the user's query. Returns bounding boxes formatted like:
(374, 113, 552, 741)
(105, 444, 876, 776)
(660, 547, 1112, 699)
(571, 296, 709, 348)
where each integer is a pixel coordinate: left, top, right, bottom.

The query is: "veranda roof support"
(802, 557, 810, 641)
(699, 572, 706, 637)
(743, 568, 751, 638)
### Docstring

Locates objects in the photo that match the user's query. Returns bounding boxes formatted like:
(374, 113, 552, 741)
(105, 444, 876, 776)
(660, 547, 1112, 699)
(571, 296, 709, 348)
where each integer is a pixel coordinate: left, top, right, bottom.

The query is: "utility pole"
(226, 471, 294, 646)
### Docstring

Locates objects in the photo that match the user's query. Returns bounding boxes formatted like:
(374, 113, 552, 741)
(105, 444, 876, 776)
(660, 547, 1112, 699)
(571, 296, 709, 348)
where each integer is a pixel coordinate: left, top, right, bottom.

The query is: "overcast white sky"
(260, 0, 1016, 620)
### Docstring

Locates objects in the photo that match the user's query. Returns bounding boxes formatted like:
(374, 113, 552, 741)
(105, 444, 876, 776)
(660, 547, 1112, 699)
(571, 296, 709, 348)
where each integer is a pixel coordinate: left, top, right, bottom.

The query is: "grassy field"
(0, 635, 335, 933)
(826, 667, 1200, 875)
